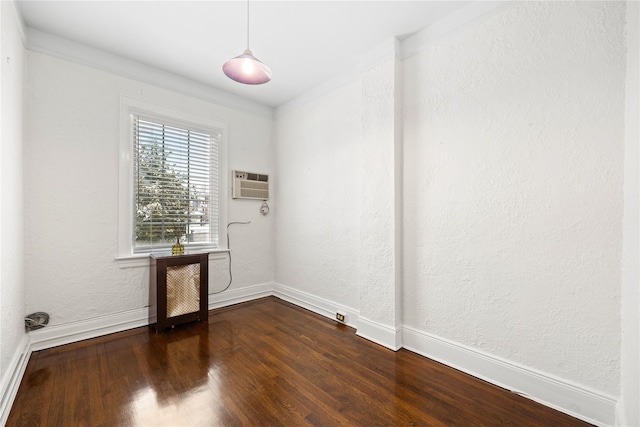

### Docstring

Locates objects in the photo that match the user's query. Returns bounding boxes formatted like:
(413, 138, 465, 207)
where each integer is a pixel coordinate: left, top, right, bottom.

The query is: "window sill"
(115, 248, 229, 269)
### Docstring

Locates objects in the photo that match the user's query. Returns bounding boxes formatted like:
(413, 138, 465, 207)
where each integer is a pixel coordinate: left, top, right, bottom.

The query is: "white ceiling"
(16, 1, 473, 108)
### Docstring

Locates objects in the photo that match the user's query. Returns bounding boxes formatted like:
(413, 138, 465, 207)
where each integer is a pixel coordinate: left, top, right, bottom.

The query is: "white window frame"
(117, 96, 228, 263)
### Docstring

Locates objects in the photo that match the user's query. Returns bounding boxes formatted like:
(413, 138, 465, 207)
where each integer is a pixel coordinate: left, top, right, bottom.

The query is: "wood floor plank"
(11, 352, 52, 427)
(8, 297, 593, 426)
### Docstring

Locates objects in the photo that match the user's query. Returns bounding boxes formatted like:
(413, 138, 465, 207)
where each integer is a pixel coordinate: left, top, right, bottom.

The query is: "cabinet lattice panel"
(166, 263, 200, 317)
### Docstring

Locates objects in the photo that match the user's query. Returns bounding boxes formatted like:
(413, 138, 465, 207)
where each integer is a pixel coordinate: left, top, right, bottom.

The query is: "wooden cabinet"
(149, 252, 209, 332)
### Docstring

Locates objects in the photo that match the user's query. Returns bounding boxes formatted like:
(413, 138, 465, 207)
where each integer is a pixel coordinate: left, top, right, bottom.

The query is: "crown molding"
(6, 1, 27, 45)
(24, 27, 274, 120)
(401, 0, 517, 61)
(275, 59, 364, 116)
(277, 1, 518, 117)
(276, 37, 399, 117)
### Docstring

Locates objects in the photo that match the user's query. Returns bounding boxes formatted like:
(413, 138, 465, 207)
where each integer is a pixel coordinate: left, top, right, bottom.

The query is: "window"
(133, 116, 219, 251)
(118, 97, 227, 258)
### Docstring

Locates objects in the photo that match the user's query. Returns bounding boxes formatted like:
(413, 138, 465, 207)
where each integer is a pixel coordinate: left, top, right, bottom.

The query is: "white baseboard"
(272, 282, 359, 329)
(208, 282, 274, 310)
(29, 306, 149, 352)
(28, 282, 276, 352)
(403, 326, 617, 427)
(272, 285, 617, 425)
(272, 283, 402, 351)
(356, 316, 402, 351)
(0, 335, 31, 426)
(2, 284, 619, 427)
(26, 282, 274, 353)
(0, 284, 272, 423)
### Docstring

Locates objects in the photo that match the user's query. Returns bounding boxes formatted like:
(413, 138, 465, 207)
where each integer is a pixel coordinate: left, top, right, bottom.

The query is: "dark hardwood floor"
(9, 297, 592, 426)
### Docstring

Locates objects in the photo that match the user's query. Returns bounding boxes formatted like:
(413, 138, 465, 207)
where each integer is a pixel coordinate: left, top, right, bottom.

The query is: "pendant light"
(223, 0, 272, 85)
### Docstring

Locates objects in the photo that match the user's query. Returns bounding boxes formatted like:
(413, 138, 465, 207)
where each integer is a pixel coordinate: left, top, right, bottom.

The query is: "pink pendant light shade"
(223, 0, 272, 85)
(223, 49, 272, 85)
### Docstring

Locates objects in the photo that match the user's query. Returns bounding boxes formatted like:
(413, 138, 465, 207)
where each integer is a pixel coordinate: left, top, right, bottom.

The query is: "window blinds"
(132, 115, 219, 250)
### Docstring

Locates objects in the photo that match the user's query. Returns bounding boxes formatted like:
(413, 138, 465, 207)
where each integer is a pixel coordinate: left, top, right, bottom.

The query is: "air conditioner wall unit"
(232, 170, 269, 200)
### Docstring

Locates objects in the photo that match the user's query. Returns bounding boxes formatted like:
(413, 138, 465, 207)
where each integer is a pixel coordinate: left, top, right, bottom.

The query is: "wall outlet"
(336, 313, 345, 323)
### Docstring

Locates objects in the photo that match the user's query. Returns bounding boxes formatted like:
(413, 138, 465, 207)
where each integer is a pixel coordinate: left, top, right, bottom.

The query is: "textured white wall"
(402, 1, 626, 395)
(12, 0, 634, 423)
(359, 55, 402, 330)
(0, 0, 25, 388)
(24, 52, 274, 325)
(620, 1, 639, 424)
(274, 81, 362, 310)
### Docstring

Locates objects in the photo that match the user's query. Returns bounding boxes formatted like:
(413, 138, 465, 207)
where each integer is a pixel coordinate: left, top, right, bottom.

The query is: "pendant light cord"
(246, 0, 250, 50)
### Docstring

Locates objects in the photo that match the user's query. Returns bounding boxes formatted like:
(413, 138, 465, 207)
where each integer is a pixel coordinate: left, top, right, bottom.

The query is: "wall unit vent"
(232, 170, 269, 200)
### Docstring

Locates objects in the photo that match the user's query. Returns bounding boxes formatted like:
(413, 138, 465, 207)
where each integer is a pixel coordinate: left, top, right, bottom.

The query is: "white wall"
(0, 0, 27, 420)
(275, 51, 403, 346)
(402, 0, 626, 397)
(275, 79, 362, 312)
(23, 51, 274, 327)
(620, 1, 640, 424)
(275, 1, 630, 424)
(4, 0, 635, 425)
(358, 50, 403, 347)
